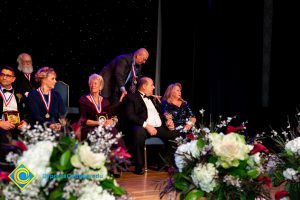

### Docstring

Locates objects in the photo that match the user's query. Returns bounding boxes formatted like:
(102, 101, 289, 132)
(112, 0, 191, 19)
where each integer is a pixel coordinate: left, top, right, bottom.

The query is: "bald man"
(100, 48, 149, 107)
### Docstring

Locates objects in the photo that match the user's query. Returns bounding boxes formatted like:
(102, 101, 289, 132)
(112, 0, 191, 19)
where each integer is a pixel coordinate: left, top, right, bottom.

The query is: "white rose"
(78, 142, 106, 169)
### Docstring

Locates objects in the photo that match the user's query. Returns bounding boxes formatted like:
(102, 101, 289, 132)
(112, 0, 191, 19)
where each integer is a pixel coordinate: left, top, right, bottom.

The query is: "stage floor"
(117, 169, 178, 200)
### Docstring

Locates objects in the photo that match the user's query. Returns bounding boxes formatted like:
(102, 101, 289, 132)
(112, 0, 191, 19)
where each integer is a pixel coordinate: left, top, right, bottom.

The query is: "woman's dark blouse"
(161, 99, 195, 128)
(27, 89, 66, 125)
(79, 95, 112, 139)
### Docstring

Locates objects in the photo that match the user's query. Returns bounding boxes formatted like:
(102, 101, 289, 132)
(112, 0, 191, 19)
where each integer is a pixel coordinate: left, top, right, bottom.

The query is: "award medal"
(37, 88, 52, 119)
(0, 88, 14, 109)
(89, 94, 104, 121)
(132, 64, 137, 85)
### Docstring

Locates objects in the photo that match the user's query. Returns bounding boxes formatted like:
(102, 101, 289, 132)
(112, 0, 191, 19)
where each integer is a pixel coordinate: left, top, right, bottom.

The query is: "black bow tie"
(141, 93, 151, 99)
(2, 89, 13, 93)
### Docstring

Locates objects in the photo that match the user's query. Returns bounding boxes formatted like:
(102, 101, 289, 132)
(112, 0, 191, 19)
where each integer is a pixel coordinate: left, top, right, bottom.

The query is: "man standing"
(123, 77, 179, 175)
(14, 53, 37, 97)
(100, 48, 149, 106)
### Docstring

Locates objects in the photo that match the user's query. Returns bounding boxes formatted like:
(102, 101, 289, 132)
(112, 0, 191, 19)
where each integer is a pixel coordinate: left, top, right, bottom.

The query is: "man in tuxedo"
(123, 77, 179, 175)
(100, 48, 149, 107)
(0, 66, 29, 171)
(14, 53, 37, 98)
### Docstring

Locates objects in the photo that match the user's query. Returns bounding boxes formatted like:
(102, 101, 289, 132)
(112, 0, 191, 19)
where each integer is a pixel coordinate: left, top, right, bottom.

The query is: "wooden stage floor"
(117, 169, 283, 200)
(117, 169, 178, 200)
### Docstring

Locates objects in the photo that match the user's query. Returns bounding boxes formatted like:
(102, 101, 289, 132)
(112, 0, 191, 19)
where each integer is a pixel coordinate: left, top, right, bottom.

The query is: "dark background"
(1, 0, 300, 132)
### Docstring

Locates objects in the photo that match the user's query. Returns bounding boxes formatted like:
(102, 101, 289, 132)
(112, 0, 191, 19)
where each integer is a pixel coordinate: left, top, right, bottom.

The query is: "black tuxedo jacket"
(100, 53, 142, 101)
(123, 92, 164, 127)
(14, 70, 37, 97)
(0, 91, 31, 135)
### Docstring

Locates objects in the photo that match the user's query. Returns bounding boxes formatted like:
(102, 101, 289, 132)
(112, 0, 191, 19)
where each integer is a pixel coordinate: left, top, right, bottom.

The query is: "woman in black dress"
(162, 82, 196, 135)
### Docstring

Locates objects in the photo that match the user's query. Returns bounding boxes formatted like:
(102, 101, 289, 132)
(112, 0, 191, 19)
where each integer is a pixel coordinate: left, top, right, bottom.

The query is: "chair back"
(54, 81, 69, 108)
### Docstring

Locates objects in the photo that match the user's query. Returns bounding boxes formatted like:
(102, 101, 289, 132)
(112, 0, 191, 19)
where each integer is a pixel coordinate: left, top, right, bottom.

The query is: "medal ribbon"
(89, 94, 102, 114)
(132, 64, 137, 82)
(24, 73, 31, 81)
(0, 89, 14, 107)
(37, 88, 52, 114)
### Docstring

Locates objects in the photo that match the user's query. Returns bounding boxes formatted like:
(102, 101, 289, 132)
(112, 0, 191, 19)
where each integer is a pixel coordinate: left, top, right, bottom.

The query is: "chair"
(54, 81, 69, 107)
(54, 81, 79, 114)
(144, 137, 164, 171)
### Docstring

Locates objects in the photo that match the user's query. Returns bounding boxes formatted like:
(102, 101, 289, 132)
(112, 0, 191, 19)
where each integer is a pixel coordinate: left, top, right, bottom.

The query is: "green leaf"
(247, 169, 259, 178)
(101, 179, 126, 195)
(49, 188, 63, 200)
(60, 149, 72, 170)
(197, 138, 205, 149)
(174, 180, 190, 191)
(185, 189, 204, 200)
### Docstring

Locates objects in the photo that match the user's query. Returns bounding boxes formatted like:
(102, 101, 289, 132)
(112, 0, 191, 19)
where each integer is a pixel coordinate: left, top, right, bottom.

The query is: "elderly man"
(14, 53, 37, 97)
(122, 77, 179, 174)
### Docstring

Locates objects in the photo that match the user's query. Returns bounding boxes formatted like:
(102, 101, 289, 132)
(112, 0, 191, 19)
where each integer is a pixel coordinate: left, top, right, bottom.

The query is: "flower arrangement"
(161, 110, 272, 200)
(264, 112, 300, 200)
(0, 122, 130, 200)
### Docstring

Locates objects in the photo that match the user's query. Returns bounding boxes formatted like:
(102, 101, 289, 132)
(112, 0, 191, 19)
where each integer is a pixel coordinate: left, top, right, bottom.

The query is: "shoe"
(133, 166, 145, 175)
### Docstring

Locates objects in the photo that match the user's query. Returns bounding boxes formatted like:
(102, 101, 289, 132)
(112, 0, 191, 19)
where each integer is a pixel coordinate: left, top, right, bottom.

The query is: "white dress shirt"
(140, 93, 162, 128)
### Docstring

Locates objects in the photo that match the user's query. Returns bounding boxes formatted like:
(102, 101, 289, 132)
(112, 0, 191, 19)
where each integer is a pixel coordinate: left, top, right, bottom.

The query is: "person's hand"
(145, 124, 157, 136)
(153, 95, 162, 103)
(166, 119, 175, 130)
(0, 120, 15, 130)
(119, 90, 127, 102)
(183, 124, 192, 131)
(17, 120, 28, 130)
(50, 123, 61, 131)
(104, 119, 114, 126)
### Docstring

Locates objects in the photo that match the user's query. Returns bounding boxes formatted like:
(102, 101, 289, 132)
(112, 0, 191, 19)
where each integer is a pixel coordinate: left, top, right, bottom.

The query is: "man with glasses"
(14, 53, 37, 98)
(100, 48, 149, 108)
(0, 66, 30, 171)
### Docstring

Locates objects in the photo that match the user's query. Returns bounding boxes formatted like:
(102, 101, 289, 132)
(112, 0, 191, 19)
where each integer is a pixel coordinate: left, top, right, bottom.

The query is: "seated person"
(78, 74, 123, 143)
(162, 82, 196, 134)
(27, 67, 66, 131)
(78, 74, 127, 177)
(0, 66, 29, 171)
(122, 77, 180, 175)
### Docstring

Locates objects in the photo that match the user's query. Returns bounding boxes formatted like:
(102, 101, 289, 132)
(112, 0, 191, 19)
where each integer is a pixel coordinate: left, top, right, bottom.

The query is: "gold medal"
(45, 113, 50, 118)
(134, 80, 137, 84)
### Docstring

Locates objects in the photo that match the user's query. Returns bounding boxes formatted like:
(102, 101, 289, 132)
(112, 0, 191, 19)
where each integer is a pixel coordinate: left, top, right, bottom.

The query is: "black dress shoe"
(133, 166, 145, 175)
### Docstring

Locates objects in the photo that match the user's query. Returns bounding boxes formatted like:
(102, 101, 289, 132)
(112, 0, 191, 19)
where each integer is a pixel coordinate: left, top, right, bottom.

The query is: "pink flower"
(13, 140, 28, 151)
(186, 133, 195, 140)
(0, 171, 10, 181)
(226, 125, 244, 134)
(113, 147, 131, 159)
(250, 143, 269, 154)
(275, 191, 289, 200)
(257, 176, 272, 189)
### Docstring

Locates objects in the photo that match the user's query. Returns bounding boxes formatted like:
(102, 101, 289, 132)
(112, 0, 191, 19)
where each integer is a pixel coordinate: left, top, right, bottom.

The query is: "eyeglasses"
(0, 73, 15, 78)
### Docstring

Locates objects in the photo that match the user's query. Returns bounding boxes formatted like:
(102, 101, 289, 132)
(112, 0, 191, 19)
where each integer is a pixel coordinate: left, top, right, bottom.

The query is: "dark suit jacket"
(0, 90, 31, 135)
(100, 53, 142, 102)
(123, 92, 164, 128)
(14, 70, 37, 97)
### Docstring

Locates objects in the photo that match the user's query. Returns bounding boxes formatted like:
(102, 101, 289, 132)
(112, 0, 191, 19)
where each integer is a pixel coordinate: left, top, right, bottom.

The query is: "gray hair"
(88, 74, 104, 90)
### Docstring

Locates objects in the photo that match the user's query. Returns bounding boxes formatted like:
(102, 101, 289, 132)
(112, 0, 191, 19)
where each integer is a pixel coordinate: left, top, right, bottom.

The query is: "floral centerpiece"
(264, 113, 300, 200)
(161, 110, 272, 200)
(0, 122, 130, 200)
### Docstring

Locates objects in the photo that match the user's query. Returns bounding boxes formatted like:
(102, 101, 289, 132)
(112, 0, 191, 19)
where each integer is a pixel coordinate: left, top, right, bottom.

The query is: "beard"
(18, 64, 33, 74)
